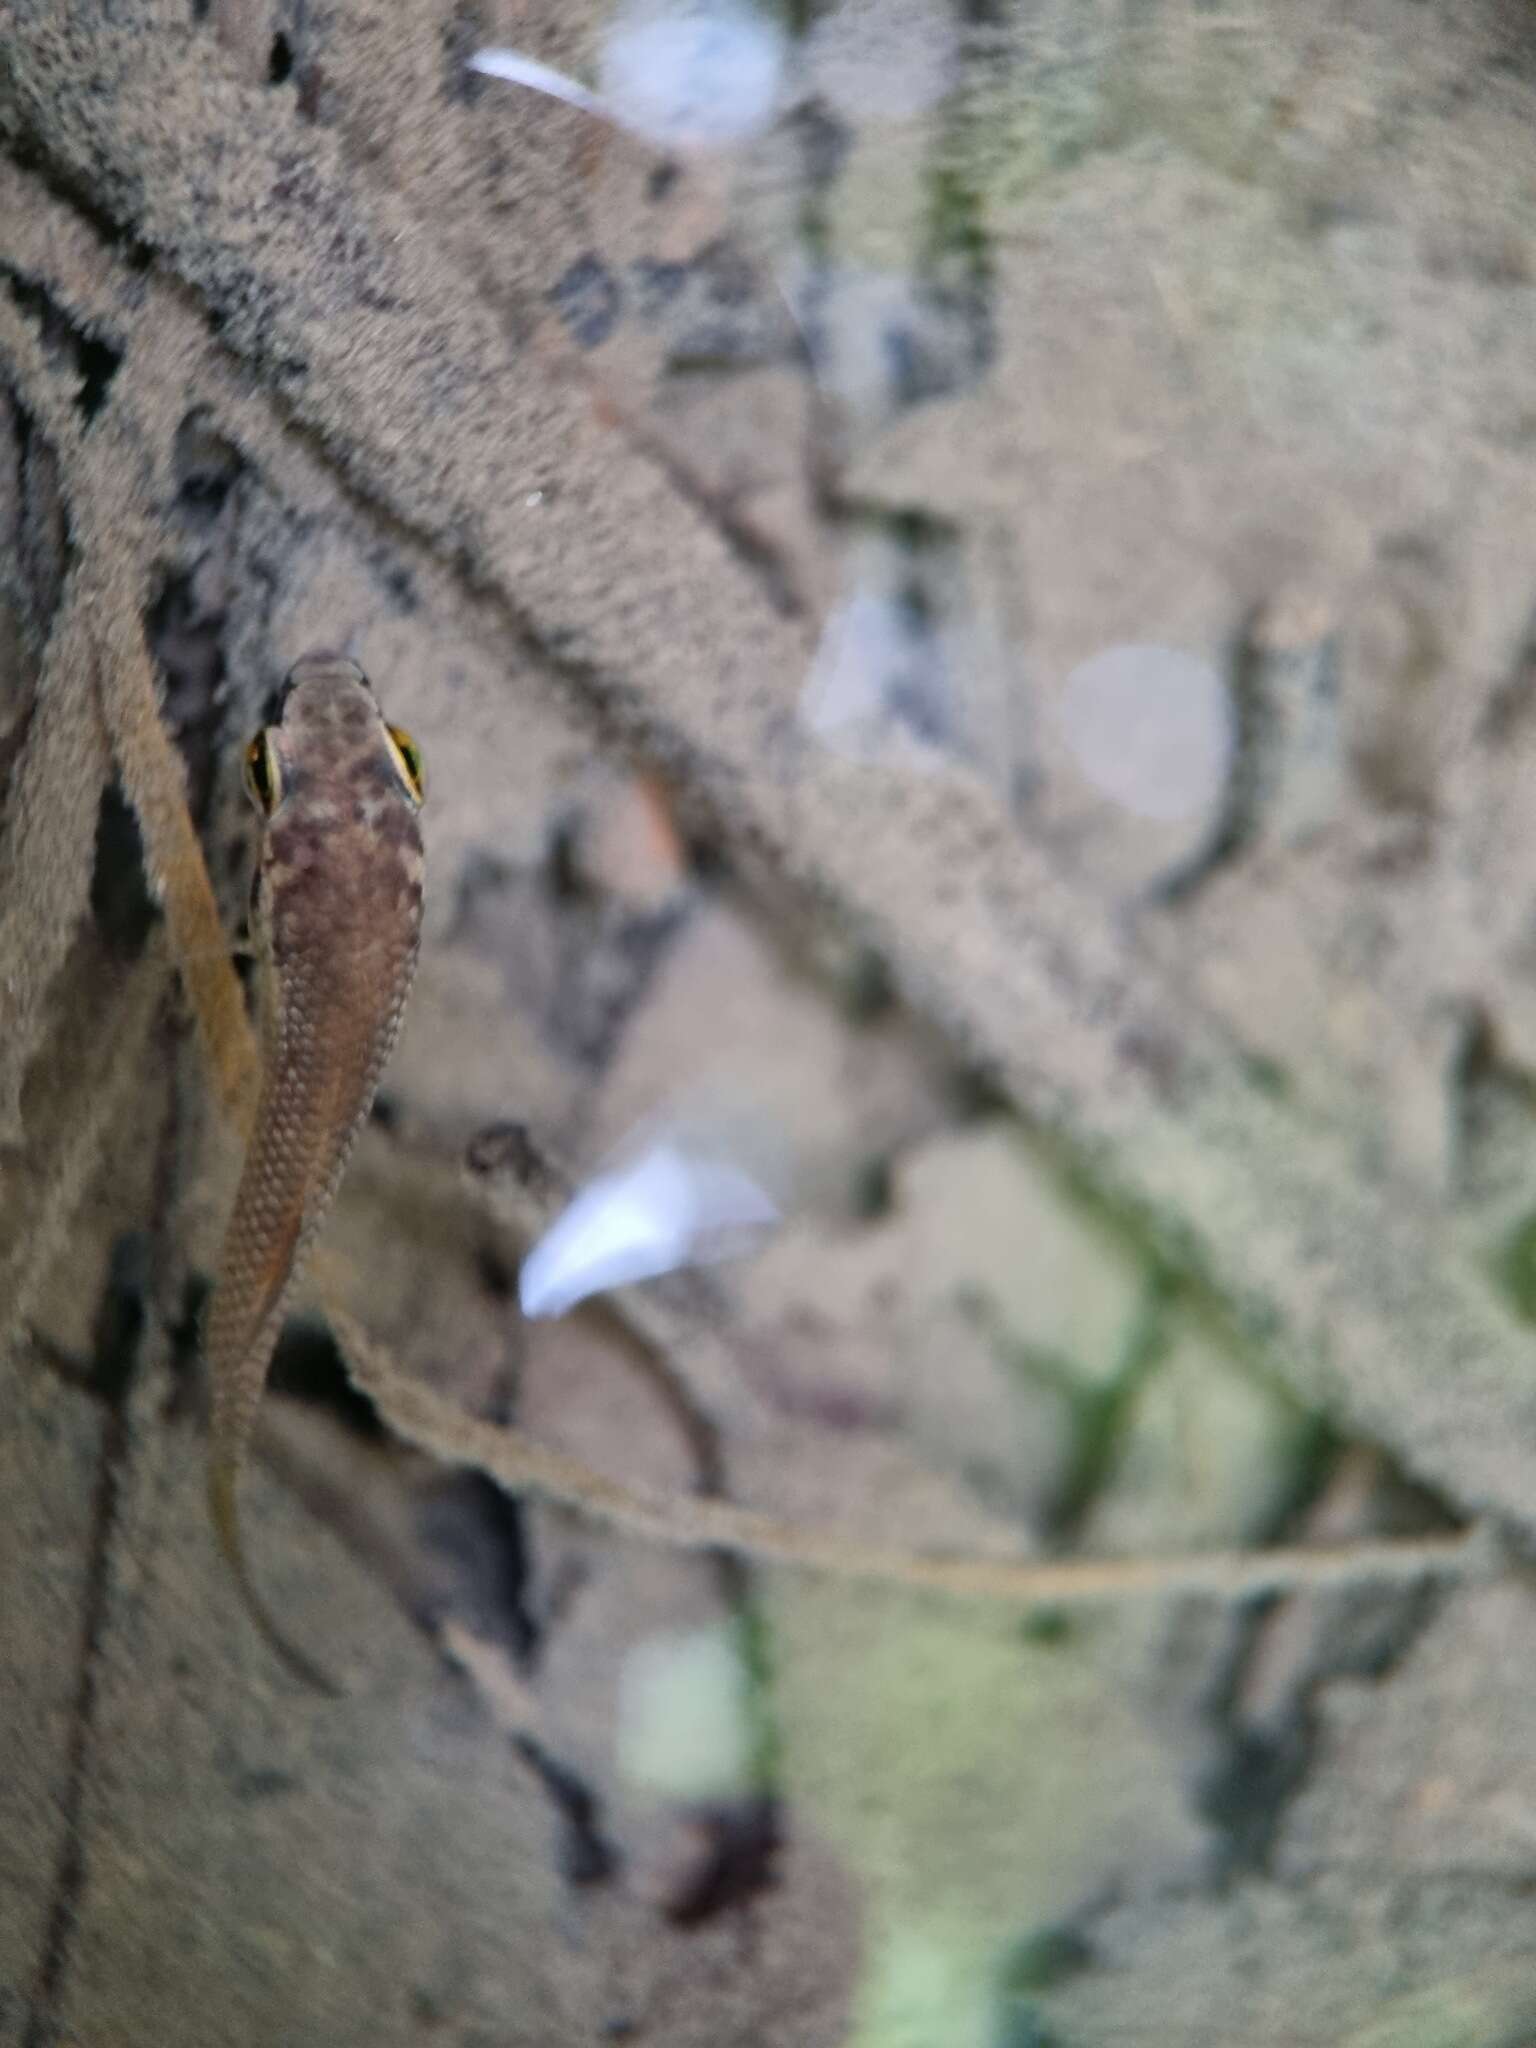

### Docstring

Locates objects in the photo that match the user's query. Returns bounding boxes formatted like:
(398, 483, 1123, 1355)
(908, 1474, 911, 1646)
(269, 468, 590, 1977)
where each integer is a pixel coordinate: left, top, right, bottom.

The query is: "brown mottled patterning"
(203, 654, 425, 1691)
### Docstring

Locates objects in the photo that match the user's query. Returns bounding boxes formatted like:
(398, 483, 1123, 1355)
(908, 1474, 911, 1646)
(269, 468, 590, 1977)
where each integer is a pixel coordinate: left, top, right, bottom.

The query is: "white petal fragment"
(518, 1141, 779, 1318)
(467, 48, 607, 116)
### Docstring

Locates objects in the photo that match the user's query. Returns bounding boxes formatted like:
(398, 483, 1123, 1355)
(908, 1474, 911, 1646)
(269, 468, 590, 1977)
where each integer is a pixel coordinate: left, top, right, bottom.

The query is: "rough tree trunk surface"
(5, 2, 1536, 2042)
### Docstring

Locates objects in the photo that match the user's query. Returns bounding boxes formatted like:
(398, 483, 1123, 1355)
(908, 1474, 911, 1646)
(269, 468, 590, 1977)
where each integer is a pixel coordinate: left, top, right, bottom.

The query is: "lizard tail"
(209, 1464, 344, 1698)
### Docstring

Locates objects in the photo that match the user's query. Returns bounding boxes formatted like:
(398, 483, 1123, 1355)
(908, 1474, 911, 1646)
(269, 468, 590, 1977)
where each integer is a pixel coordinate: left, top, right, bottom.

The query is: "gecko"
(0, 298, 1473, 1727)
(202, 652, 425, 1690)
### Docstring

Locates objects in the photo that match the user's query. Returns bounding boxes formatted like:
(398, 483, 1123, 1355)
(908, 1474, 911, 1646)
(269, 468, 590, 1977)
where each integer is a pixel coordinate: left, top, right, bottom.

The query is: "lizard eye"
(242, 731, 282, 815)
(384, 723, 425, 806)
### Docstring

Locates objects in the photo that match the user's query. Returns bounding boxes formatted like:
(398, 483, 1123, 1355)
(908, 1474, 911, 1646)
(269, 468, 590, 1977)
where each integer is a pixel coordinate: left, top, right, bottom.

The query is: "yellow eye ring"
(384, 723, 425, 806)
(242, 731, 281, 815)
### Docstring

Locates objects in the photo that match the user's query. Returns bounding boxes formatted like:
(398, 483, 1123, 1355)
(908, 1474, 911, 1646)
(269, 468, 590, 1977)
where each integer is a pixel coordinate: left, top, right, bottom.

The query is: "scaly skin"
(203, 654, 424, 1690)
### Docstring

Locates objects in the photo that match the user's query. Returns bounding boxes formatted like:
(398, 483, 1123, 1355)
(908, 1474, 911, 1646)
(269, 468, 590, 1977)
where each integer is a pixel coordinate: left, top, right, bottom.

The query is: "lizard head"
(243, 653, 425, 821)
(242, 652, 426, 962)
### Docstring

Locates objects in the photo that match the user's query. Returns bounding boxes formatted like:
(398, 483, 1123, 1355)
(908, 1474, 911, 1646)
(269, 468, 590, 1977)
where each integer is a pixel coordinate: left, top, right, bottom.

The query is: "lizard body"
(203, 653, 424, 1689)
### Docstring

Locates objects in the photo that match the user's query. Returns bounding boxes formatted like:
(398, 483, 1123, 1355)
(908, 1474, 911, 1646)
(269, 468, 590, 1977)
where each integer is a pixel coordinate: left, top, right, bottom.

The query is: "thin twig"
(333, 1300, 1484, 1606)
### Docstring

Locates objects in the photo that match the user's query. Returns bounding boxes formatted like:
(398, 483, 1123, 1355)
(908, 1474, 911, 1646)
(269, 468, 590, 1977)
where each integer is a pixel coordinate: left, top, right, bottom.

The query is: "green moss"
(1494, 1210, 1536, 1323)
(851, 1154, 896, 1220)
(992, 1930, 1083, 2048)
(998, 1925, 1092, 1996)
(978, 1261, 1178, 1534)
(766, 1570, 1202, 2048)
(731, 1599, 784, 1795)
(1045, 1266, 1175, 1536)
(1017, 1605, 1073, 1648)
(921, 164, 992, 286)
(1243, 1053, 1291, 1100)
(842, 945, 897, 1024)
(990, 2005, 1059, 2048)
